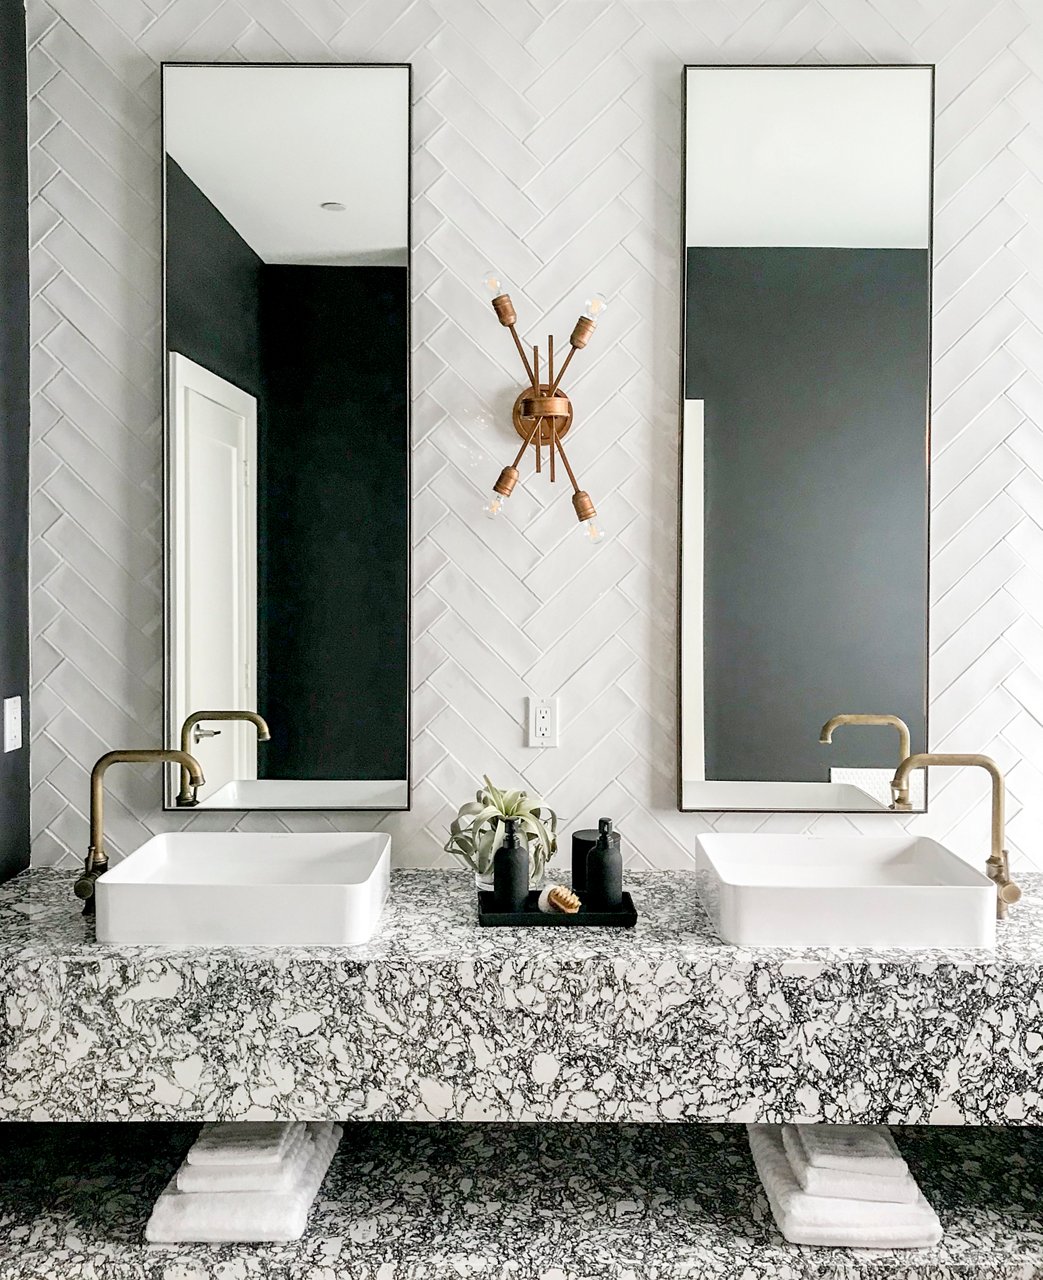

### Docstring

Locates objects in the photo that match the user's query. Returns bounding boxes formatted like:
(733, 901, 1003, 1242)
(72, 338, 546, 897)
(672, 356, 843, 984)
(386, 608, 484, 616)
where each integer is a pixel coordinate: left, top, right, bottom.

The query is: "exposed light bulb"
(483, 492, 508, 519)
(581, 516, 606, 544)
(481, 269, 503, 298)
(583, 293, 608, 323)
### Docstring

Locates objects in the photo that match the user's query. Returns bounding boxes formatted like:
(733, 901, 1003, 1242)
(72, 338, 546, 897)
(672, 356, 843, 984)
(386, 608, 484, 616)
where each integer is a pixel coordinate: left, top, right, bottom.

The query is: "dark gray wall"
(260, 266, 409, 781)
(164, 157, 263, 399)
(686, 247, 929, 783)
(0, 0, 30, 880)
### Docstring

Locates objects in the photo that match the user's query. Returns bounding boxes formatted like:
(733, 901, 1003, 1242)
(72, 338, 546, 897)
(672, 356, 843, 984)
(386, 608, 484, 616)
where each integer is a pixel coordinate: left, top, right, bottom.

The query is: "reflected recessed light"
(320, 201, 346, 212)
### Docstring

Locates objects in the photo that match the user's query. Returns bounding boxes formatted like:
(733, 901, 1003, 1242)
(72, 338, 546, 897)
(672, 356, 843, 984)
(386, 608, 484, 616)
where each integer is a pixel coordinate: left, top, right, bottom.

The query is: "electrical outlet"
(3, 697, 22, 753)
(526, 697, 559, 748)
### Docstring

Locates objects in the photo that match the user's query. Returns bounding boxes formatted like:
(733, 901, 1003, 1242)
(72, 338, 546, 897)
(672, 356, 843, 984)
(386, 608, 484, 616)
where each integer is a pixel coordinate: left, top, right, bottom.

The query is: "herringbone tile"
(25, 0, 1043, 874)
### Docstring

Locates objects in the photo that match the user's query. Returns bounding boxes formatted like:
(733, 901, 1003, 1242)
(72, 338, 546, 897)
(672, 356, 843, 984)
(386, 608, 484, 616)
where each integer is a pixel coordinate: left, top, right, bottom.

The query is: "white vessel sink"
(695, 833, 995, 949)
(197, 779, 408, 809)
(95, 832, 390, 946)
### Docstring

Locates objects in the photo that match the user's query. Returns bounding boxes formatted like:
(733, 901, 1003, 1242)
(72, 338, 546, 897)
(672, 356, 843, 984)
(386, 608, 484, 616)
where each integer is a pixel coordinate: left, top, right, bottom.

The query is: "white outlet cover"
(3, 697, 22, 753)
(526, 697, 559, 748)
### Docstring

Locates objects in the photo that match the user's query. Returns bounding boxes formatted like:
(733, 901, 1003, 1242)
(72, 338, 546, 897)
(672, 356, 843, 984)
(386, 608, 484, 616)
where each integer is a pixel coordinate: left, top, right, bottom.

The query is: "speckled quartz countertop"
(1, 868, 1042, 1125)
(1, 1122, 1042, 1279)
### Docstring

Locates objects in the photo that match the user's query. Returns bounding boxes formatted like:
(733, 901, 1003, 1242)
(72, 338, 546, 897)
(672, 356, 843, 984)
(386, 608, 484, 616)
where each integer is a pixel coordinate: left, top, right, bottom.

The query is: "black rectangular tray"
(477, 889, 637, 928)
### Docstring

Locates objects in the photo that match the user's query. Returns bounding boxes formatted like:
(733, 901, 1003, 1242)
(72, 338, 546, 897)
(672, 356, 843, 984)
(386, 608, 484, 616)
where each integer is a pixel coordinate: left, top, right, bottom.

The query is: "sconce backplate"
(512, 384, 573, 443)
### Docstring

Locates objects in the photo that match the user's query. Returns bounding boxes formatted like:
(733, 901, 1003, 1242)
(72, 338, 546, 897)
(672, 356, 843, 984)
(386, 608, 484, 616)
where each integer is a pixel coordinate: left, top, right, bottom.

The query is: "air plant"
(444, 775, 558, 886)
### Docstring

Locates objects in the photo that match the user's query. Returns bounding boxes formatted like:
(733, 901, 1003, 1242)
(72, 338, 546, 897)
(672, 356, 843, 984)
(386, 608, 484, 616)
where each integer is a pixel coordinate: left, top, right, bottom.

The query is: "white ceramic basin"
(695, 833, 996, 949)
(95, 832, 390, 946)
(196, 779, 408, 809)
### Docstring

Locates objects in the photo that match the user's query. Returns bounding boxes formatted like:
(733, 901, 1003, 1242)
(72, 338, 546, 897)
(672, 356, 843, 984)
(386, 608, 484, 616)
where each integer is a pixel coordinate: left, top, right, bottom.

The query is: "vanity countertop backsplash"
(1, 867, 1041, 1127)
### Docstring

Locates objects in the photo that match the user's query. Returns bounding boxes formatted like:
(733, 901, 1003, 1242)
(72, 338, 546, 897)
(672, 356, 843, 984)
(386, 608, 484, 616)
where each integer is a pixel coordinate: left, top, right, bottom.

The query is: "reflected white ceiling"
(686, 67, 932, 249)
(164, 64, 408, 266)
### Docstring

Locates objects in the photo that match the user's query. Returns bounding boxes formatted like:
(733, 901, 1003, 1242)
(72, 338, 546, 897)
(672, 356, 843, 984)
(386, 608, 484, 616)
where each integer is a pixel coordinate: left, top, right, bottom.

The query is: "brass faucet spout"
(76, 749, 205, 912)
(819, 714, 913, 806)
(890, 752, 1020, 922)
(176, 710, 271, 805)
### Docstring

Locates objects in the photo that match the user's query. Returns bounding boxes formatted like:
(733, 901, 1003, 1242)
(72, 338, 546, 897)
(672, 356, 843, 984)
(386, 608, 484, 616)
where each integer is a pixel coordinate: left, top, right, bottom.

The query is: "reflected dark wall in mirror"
(687, 246, 929, 783)
(260, 266, 408, 781)
(163, 63, 410, 811)
(166, 157, 263, 404)
(679, 65, 933, 814)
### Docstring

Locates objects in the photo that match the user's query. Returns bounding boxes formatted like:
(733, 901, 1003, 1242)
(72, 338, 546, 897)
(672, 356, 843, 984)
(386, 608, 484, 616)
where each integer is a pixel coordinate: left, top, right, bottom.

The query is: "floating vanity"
(2, 867, 1041, 1126)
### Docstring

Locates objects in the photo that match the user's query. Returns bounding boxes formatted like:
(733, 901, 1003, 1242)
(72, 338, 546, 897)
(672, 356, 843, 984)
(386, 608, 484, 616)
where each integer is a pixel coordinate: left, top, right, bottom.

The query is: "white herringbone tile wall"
(26, 0, 1043, 873)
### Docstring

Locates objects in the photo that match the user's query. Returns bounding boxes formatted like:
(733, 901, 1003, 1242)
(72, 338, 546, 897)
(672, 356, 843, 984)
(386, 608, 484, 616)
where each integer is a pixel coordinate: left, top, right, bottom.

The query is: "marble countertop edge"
(0, 867, 1041, 972)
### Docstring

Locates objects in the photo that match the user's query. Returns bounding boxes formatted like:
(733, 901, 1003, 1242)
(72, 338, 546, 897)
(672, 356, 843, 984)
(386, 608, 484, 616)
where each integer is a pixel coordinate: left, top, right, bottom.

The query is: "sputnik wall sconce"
(481, 273, 607, 543)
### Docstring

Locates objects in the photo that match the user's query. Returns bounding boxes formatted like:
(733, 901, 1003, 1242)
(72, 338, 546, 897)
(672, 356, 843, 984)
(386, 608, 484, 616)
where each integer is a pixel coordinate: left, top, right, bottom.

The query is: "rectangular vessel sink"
(96, 832, 390, 946)
(695, 833, 996, 949)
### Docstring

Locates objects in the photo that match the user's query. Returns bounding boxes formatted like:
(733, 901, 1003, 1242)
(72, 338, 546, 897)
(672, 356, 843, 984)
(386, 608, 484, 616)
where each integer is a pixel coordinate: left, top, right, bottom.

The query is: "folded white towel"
(177, 1122, 332, 1194)
(781, 1125, 919, 1204)
(795, 1123, 909, 1178)
(146, 1124, 342, 1243)
(186, 1120, 302, 1166)
(748, 1125, 942, 1249)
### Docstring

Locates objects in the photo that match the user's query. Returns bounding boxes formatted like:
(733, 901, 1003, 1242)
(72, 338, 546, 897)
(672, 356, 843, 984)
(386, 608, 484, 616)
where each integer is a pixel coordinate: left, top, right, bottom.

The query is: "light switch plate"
(526, 697, 558, 748)
(3, 697, 22, 753)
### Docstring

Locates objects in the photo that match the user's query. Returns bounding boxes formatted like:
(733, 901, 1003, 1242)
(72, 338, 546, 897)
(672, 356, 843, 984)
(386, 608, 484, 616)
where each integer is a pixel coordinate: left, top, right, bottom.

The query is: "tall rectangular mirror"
(680, 65, 933, 813)
(163, 63, 411, 811)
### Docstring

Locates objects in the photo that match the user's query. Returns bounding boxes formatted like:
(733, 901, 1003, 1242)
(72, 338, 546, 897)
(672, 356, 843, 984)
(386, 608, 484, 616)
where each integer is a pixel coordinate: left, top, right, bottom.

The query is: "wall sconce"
(481, 273, 607, 543)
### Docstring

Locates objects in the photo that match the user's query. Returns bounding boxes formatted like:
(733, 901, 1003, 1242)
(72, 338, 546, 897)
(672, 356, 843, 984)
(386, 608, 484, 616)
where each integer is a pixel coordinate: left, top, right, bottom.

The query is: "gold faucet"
(176, 710, 271, 806)
(74, 749, 205, 912)
(890, 752, 1021, 922)
(820, 714, 913, 806)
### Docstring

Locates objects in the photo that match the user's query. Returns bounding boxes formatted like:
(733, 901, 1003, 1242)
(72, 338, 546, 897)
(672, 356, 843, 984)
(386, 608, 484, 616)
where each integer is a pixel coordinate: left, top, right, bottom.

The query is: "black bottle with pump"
(494, 817, 529, 913)
(585, 816, 623, 909)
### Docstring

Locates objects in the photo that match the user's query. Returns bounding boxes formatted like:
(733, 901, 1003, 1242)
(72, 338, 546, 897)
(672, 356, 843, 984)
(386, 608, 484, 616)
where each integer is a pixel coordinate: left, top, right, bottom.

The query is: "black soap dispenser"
(586, 817, 623, 910)
(571, 828, 599, 895)
(494, 817, 529, 913)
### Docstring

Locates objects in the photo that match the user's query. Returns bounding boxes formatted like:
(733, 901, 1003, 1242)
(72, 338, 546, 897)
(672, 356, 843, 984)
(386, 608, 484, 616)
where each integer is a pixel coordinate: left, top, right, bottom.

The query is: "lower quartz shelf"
(0, 1122, 1040, 1278)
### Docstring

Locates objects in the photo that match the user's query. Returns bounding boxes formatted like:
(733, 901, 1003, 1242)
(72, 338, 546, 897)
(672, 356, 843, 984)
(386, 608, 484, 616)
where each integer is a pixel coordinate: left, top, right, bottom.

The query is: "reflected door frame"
(168, 352, 258, 805)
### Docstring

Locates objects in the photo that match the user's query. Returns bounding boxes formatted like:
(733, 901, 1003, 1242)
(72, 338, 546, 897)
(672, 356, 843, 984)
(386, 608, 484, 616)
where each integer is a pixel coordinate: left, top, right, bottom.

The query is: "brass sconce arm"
(491, 293, 535, 384)
(548, 314, 596, 397)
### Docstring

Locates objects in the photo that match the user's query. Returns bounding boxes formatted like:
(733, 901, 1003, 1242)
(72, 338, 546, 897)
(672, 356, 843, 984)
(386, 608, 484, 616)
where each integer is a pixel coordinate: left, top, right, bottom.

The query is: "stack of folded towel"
(747, 1123, 942, 1249)
(146, 1121, 342, 1243)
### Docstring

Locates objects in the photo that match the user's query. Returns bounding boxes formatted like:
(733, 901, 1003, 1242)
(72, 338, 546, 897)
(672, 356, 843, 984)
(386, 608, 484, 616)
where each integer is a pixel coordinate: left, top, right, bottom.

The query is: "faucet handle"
(988, 849, 1021, 916)
(74, 849, 107, 912)
(999, 879, 1022, 906)
(997, 850, 1021, 905)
